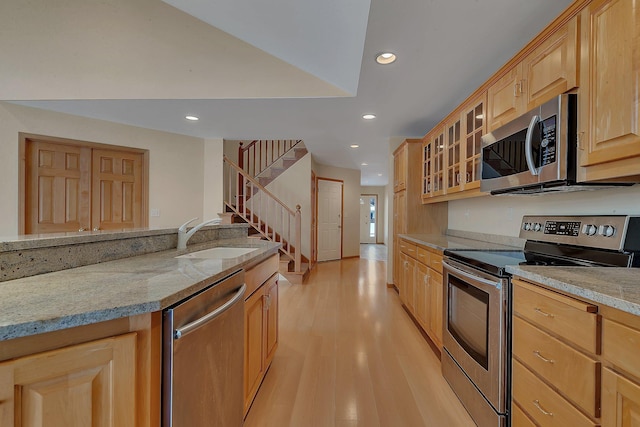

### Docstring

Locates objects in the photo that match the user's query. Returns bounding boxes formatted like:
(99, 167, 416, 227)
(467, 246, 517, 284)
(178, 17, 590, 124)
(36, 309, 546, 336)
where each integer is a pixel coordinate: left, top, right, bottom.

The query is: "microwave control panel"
(539, 115, 557, 166)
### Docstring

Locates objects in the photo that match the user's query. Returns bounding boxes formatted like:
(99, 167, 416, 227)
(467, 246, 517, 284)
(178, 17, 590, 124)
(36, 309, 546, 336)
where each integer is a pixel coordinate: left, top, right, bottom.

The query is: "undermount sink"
(175, 247, 259, 259)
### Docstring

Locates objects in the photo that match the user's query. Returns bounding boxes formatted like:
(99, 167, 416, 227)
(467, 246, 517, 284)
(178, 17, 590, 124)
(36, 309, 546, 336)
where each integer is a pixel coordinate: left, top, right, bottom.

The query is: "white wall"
(360, 185, 386, 244)
(264, 154, 312, 258)
(449, 185, 640, 237)
(203, 138, 224, 219)
(0, 102, 210, 236)
(313, 161, 361, 258)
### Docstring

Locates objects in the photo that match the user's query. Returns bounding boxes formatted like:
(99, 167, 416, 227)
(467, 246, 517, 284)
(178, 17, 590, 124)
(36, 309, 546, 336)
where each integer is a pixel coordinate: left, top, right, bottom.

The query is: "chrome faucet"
(177, 217, 220, 250)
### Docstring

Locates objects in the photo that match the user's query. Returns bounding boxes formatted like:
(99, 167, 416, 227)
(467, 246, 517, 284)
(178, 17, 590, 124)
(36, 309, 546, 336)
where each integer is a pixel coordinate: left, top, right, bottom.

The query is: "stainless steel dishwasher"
(162, 269, 246, 427)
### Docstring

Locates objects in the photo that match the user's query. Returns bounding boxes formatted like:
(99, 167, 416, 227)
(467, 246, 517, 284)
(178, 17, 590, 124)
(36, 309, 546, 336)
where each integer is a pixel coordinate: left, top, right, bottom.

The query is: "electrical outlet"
(150, 208, 160, 217)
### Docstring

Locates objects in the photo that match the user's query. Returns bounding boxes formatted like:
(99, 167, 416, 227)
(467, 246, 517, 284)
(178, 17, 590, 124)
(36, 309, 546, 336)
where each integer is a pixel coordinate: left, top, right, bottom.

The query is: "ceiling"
(4, 0, 574, 186)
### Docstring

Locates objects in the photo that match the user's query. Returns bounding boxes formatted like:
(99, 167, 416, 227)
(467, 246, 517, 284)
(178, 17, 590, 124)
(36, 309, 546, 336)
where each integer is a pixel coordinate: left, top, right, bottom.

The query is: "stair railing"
(238, 139, 302, 178)
(224, 155, 302, 273)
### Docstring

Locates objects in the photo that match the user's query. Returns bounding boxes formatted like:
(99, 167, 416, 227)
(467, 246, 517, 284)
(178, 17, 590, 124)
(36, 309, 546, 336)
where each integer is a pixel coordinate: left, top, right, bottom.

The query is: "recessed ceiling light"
(361, 162, 368, 166)
(350, 144, 360, 148)
(378, 173, 382, 176)
(376, 52, 397, 65)
(362, 114, 376, 120)
(185, 115, 199, 121)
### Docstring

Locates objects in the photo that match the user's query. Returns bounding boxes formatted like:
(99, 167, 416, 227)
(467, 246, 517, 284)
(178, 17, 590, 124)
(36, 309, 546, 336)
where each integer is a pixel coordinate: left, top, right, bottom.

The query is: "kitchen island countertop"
(0, 238, 280, 341)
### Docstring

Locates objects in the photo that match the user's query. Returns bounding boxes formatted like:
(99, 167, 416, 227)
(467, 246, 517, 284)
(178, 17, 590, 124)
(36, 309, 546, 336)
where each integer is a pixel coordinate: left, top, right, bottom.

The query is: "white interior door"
(360, 195, 376, 244)
(317, 179, 342, 261)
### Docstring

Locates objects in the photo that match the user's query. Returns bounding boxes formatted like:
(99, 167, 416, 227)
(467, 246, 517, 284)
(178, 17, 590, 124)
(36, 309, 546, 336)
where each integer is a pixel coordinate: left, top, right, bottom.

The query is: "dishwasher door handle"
(174, 283, 246, 340)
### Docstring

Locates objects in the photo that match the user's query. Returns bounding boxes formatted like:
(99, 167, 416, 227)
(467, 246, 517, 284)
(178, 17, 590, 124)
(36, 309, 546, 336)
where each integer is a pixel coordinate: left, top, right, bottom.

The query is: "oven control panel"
(520, 215, 640, 252)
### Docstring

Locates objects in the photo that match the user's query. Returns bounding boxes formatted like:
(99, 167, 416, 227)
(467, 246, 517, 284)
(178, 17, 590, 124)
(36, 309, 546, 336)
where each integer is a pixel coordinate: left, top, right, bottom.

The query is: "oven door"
(442, 258, 509, 413)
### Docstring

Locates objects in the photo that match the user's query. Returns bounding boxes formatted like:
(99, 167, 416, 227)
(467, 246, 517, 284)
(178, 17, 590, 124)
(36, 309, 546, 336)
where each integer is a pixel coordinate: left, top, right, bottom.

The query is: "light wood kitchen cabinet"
(398, 238, 444, 351)
(512, 278, 601, 426)
(461, 95, 486, 192)
(393, 143, 407, 192)
(243, 254, 279, 416)
(601, 316, 640, 427)
(421, 94, 487, 203)
(392, 139, 447, 291)
(577, 0, 640, 182)
(0, 333, 137, 427)
(487, 15, 579, 131)
(0, 313, 160, 427)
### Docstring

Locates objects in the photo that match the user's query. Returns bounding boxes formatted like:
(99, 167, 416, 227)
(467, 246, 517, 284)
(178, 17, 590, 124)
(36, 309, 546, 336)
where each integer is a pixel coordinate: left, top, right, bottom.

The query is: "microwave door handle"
(525, 115, 540, 176)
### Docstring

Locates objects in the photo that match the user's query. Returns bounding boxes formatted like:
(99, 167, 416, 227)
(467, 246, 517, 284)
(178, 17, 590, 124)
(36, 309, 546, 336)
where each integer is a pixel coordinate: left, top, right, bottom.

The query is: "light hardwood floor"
(244, 255, 476, 427)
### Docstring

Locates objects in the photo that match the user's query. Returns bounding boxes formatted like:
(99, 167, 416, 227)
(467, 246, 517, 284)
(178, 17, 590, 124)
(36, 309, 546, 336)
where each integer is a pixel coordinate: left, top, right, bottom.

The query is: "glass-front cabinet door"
(462, 94, 486, 191)
(422, 137, 432, 199)
(446, 118, 462, 193)
(432, 127, 446, 197)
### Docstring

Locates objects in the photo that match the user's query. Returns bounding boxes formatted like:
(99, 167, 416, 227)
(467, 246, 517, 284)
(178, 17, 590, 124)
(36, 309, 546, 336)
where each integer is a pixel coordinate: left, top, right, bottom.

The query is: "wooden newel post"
(295, 205, 302, 273)
(237, 142, 244, 211)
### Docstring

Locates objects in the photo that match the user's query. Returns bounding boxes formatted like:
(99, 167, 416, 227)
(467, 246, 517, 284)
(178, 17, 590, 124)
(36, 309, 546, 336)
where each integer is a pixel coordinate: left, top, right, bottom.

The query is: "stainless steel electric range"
(441, 215, 640, 427)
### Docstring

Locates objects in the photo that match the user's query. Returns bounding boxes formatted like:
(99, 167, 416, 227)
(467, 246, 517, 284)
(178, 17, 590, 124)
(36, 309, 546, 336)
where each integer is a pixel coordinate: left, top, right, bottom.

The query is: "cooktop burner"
(445, 215, 640, 276)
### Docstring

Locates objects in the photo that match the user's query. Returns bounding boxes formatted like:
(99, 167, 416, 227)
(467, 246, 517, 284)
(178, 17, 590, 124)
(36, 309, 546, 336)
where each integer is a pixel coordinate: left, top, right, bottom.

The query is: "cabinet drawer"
(513, 316, 600, 417)
(429, 253, 443, 273)
(416, 246, 430, 265)
(513, 279, 598, 353)
(245, 254, 279, 299)
(513, 359, 597, 427)
(603, 319, 640, 380)
(512, 402, 537, 427)
(399, 240, 418, 258)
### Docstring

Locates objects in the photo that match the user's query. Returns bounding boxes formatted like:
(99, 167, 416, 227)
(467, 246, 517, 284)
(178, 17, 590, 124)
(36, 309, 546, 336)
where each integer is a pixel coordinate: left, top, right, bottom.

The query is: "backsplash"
(0, 224, 249, 282)
(449, 185, 640, 237)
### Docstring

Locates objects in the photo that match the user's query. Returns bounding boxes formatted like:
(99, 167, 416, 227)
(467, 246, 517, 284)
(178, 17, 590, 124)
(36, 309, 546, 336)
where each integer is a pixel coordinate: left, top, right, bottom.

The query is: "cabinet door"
(446, 118, 462, 193)
(578, 0, 640, 180)
(244, 288, 265, 414)
(24, 140, 92, 234)
(92, 149, 144, 231)
(0, 333, 136, 427)
(404, 255, 416, 313)
(432, 129, 446, 197)
(264, 274, 279, 368)
(522, 15, 579, 111)
(462, 95, 486, 191)
(429, 270, 443, 349)
(602, 367, 640, 427)
(487, 65, 524, 131)
(421, 139, 433, 199)
(415, 263, 429, 329)
(394, 145, 407, 192)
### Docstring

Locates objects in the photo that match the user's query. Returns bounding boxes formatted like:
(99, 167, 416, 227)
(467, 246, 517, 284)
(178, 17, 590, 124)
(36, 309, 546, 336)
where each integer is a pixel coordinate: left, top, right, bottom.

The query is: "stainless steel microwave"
(481, 94, 578, 194)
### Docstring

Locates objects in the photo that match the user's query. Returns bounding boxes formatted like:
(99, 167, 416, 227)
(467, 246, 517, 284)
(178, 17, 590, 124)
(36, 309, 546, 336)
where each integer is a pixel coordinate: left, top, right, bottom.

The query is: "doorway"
(360, 194, 377, 244)
(317, 178, 343, 262)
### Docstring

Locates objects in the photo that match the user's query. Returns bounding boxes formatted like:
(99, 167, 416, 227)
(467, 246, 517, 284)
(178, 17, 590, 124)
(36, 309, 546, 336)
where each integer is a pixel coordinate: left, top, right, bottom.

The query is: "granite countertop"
(506, 265, 640, 316)
(0, 238, 280, 341)
(399, 233, 522, 252)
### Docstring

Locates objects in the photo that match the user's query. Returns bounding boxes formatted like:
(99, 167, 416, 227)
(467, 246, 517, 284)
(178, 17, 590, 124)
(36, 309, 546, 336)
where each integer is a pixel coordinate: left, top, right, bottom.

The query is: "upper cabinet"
(487, 15, 580, 132)
(577, 0, 640, 182)
(422, 93, 486, 203)
(393, 144, 407, 192)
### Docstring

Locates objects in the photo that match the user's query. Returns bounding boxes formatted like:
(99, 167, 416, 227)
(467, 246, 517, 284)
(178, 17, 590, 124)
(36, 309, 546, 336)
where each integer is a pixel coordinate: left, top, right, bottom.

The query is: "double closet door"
(24, 137, 147, 234)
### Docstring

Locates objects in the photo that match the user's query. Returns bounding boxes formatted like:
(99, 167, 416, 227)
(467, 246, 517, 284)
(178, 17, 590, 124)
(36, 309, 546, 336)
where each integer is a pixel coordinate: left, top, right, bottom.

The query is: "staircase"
(224, 151, 310, 284)
(238, 139, 307, 185)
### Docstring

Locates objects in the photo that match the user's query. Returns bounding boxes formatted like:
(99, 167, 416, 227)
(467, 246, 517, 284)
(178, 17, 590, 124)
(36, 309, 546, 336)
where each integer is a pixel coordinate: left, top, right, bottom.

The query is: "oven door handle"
(443, 259, 502, 290)
(525, 115, 540, 176)
(173, 283, 246, 340)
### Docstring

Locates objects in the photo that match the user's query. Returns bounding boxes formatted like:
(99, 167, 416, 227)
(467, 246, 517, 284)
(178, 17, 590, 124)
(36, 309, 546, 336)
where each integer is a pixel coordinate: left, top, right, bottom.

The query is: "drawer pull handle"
(533, 350, 555, 364)
(534, 307, 555, 318)
(533, 400, 553, 417)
